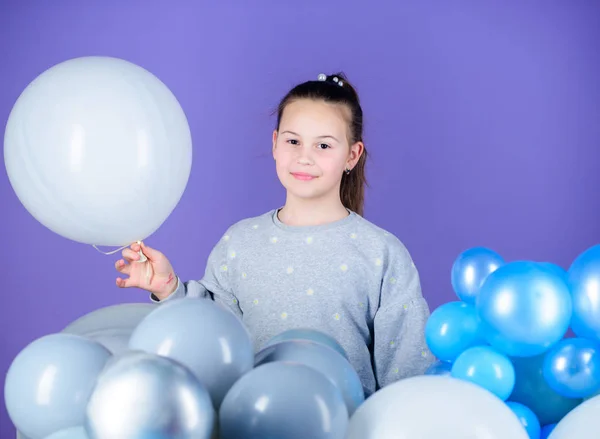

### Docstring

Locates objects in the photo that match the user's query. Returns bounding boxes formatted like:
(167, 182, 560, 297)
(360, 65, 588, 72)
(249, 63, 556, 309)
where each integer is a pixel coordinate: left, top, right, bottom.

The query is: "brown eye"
(318, 143, 330, 150)
(287, 139, 299, 145)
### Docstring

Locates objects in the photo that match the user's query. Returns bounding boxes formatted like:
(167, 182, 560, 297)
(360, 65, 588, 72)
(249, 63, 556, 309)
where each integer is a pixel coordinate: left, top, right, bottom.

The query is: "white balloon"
(345, 375, 528, 439)
(4, 56, 192, 246)
(63, 303, 157, 334)
(549, 394, 600, 439)
(62, 303, 157, 355)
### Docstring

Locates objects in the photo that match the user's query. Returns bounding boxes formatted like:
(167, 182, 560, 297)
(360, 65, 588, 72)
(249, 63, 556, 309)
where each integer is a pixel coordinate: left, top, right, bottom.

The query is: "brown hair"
(275, 72, 368, 216)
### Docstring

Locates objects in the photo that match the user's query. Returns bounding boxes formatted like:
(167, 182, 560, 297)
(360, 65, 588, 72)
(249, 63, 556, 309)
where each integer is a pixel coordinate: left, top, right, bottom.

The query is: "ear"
(272, 130, 278, 160)
(346, 141, 364, 170)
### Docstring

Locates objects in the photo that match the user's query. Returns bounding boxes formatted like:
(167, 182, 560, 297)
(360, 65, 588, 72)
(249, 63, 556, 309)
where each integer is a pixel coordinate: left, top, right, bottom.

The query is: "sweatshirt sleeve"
(372, 238, 436, 388)
(150, 229, 243, 319)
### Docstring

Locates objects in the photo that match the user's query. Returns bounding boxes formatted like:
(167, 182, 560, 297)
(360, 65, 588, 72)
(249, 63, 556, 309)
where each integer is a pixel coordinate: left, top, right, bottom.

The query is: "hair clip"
(332, 76, 344, 87)
(316, 73, 344, 87)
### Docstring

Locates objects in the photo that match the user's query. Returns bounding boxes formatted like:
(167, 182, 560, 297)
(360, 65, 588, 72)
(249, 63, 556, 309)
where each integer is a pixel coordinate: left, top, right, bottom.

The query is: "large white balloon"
(345, 375, 528, 439)
(4, 56, 192, 246)
(549, 394, 600, 439)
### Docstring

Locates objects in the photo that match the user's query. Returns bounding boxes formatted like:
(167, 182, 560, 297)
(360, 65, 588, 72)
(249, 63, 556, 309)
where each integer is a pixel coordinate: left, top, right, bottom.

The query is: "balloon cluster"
(7, 261, 572, 439)
(425, 245, 600, 439)
(5, 298, 367, 439)
(7, 294, 533, 439)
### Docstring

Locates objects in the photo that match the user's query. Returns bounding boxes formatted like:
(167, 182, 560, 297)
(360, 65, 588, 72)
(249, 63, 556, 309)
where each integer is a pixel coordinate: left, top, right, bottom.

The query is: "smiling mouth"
(291, 172, 317, 181)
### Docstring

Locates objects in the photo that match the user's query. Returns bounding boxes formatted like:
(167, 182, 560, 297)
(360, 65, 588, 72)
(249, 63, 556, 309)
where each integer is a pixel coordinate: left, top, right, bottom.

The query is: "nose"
(296, 145, 314, 166)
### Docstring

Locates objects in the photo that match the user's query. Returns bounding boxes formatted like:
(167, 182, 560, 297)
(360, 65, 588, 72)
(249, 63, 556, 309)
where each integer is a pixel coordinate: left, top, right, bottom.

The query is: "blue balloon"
(506, 402, 541, 439)
(451, 247, 505, 304)
(4, 334, 111, 439)
(129, 297, 254, 408)
(265, 328, 348, 359)
(538, 262, 568, 283)
(255, 340, 364, 415)
(584, 386, 600, 400)
(543, 337, 600, 398)
(568, 244, 600, 341)
(425, 301, 485, 362)
(424, 360, 453, 376)
(476, 261, 572, 357)
(540, 423, 556, 439)
(510, 354, 582, 425)
(451, 346, 515, 400)
(219, 362, 348, 439)
(44, 426, 88, 439)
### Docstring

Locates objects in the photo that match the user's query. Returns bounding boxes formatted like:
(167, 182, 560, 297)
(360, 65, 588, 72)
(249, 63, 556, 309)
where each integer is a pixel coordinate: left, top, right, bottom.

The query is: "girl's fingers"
(122, 248, 140, 262)
(116, 277, 137, 288)
(115, 259, 131, 275)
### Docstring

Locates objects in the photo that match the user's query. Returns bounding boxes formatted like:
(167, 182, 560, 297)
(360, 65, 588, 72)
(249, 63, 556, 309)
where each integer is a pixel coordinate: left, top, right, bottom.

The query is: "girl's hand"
(115, 242, 177, 300)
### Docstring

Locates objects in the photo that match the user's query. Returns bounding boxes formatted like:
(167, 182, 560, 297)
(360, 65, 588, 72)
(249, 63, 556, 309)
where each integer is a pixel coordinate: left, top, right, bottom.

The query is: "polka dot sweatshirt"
(153, 209, 435, 395)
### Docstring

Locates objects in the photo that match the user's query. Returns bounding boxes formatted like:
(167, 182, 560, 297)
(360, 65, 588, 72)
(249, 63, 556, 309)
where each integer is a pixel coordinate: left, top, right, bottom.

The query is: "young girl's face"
(272, 99, 362, 204)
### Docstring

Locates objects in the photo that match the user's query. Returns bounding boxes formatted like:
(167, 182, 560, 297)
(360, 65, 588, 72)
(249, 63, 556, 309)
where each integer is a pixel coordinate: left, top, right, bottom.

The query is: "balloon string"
(92, 241, 152, 285)
(92, 244, 128, 255)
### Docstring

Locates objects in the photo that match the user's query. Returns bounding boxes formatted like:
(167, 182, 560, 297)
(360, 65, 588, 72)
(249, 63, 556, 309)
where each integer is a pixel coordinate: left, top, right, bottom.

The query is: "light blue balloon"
(44, 426, 88, 439)
(510, 354, 582, 425)
(219, 362, 348, 439)
(476, 261, 572, 357)
(543, 337, 600, 398)
(129, 297, 254, 408)
(540, 423, 556, 439)
(451, 247, 505, 304)
(424, 360, 452, 376)
(255, 339, 364, 415)
(506, 402, 541, 439)
(265, 328, 348, 359)
(538, 262, 568, 283)
(85, 352, 214, 439)
(4, 334, 111, 439)
(568, 244, 600, 341)
(451, 345, 515, 400)
(425, 301, 485, 362)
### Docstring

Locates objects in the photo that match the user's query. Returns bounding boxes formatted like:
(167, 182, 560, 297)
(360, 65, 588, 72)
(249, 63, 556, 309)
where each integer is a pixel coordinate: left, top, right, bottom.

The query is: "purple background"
(1, 1, 599, 436)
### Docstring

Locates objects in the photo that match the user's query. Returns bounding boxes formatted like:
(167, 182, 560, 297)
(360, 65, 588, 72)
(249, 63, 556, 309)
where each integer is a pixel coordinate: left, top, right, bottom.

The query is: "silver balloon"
(85, 352, 215, 439)
(63, 303, 157, 354)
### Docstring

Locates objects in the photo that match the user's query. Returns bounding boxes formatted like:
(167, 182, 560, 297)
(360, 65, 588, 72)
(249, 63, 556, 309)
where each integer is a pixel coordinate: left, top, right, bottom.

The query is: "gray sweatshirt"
(153, 209, 435, 395)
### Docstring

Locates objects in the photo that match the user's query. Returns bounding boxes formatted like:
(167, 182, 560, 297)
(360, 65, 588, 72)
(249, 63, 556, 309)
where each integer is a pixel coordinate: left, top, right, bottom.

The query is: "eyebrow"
(280, 130, 340, 143)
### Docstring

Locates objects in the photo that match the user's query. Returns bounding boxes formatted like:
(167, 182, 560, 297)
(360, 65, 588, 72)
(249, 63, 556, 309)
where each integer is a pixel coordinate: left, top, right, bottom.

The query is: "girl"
(115, 72, 435, 396)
